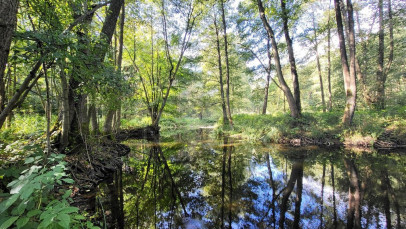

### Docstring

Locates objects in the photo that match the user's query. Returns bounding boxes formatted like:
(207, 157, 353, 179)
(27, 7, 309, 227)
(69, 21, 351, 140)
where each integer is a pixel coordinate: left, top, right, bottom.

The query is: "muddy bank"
(273, 130, 406, 150)
(66, 142, 130, 212)
(67, 126, 158, 213)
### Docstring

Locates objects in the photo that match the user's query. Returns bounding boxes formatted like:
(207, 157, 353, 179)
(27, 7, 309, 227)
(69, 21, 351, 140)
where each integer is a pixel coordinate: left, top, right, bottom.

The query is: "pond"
(97, 129, 405, 228)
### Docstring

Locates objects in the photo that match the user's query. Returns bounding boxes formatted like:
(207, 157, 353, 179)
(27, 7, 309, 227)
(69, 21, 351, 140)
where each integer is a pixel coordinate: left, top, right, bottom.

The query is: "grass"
(220, 106, 406, 145)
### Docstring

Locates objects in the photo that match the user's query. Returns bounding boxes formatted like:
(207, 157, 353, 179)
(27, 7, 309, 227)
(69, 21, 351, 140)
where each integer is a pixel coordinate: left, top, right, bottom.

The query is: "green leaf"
(0, 216, 19, 229)
(15, 217, 29, 229)
(0, 194, 19, 214)
(62, 190, 72, 199)
(20, 186, 34, 200)
(58, 207, 78, 214)
(56, 213, 70, 228)
(24, 157, 35, 164)
(38, 214, 54, 229)
(61, 178, 74, 184)
(11, 200, 27, 216)
(27, 209, 41, 217)
(73, 215, 85, 220)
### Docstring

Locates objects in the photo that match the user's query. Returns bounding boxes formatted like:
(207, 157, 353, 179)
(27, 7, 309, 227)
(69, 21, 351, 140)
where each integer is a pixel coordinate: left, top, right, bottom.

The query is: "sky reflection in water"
(100, 131, 405, 229)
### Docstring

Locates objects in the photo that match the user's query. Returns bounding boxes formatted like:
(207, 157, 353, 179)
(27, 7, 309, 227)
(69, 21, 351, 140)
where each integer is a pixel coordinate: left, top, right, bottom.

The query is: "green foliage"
(0, 148, 98, 229)
(0, 114, 57, 141)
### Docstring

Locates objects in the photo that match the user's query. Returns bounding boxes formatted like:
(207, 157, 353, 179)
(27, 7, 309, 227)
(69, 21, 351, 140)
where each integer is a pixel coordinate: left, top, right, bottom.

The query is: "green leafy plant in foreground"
(0, 151, 99, 229)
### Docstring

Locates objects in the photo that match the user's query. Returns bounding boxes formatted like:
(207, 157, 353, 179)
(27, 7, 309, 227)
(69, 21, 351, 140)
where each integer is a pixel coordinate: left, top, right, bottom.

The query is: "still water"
(98, 130, 405, 228)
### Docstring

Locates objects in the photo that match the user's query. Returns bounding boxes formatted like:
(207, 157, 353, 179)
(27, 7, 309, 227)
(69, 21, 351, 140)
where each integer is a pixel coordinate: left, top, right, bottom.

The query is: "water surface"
(99, 130, 406, 228)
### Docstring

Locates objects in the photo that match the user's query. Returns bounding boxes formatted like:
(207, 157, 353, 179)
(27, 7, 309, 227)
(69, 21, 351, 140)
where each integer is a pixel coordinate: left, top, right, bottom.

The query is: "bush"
(0, 144, 99, 229)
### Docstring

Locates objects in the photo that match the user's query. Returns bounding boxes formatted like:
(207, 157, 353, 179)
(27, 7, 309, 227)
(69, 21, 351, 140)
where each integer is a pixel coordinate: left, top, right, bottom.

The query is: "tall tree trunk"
(214, 15, 229, 125)
(257, 0, 299, 118)
(334, 0, 356, 125)
(280, 0, 301, 114)
(327, 6, 333, 111)
(220, 0, 233, 125)
(59, 61, 70, 150)
(262, 38, 271, 115)
(313, 17, 326, 113)
(105, 2, 125, 135)
(376, 0, 385, 109)
(0, 0, 19, 114)
(67, 0, 123, 144)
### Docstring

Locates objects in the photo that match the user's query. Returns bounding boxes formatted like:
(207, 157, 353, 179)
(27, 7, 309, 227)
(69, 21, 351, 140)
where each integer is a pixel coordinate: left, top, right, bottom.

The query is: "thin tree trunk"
(313, 17, 326, 113)
(214, 15, 229, 125)
(327, 6, 333, 111)
(44, 64, 51, 155)
(376, 0, 385, 109)
(257, 0, 299, 118)
(280, 0, 301, 114)
(334, 0, 356, 125)
(59, 61, 70, 150)
(220, 0, 233, 125)
(262, 38, 271, 115)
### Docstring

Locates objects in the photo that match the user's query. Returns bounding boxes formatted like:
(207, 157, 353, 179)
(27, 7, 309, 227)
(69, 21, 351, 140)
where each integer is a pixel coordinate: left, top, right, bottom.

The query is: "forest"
(0, 0, 405, 228)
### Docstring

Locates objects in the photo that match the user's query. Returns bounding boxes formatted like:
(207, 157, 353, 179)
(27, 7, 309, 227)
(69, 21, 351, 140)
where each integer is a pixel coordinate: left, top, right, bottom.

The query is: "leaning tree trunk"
(0, 0, 19, 115)
(280, 0, 301, 115)
(262, 38, 271, 115)
(257, 0, 299, 118)
(334, 0, 356, 125)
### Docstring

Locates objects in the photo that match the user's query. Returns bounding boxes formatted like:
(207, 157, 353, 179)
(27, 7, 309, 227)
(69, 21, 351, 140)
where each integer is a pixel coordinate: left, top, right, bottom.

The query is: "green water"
(98, 129, 405, 228)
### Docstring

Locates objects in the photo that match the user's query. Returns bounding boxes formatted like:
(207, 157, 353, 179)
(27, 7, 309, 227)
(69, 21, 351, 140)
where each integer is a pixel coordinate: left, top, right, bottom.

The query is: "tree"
(220, 0, 233, 125)
(257, 0, 300, 118)
(214, 13, 230, 125)
(280, 0, 302, 115)
(334, 0, 356, 125)
(375, 0, 394, 109)
(0, 0, 19, 114)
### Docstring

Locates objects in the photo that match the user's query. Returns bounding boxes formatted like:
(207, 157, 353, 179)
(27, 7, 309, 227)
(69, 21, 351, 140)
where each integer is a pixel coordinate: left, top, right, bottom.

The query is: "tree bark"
(376, 0, 385, 109)
(313, 17, 326, 113)
(67, 0, 123, 144)
(262, 38, 271, 115)
(214, 15, 229, 125)
(0, 0, 19, 114)
(327, 8, 333, 111)
(334, 0, 356, 125)
(280, 0, 301, 114)
(104, 1, 125, 136)
(257, 0, 299, 118)
(220, 0, 233, 125)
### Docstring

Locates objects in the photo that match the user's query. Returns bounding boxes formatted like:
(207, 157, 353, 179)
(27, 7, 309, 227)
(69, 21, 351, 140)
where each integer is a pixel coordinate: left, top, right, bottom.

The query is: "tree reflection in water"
(97, 132, 405, 228)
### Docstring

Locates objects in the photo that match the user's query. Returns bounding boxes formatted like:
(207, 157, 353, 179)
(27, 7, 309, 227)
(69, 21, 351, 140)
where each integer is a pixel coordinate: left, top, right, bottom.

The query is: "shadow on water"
(98, 129, 406, 228)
